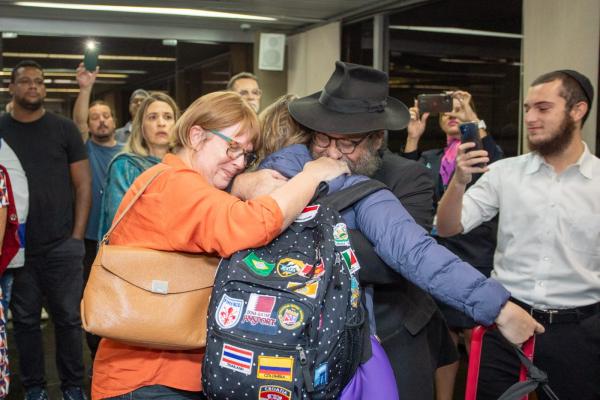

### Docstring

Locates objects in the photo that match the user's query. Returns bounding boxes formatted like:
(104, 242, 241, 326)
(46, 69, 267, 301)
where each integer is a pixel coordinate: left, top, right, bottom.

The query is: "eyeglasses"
(238, 89, 262, 97)
(209, 129, 257, 166)
(312, 132, 371, 155)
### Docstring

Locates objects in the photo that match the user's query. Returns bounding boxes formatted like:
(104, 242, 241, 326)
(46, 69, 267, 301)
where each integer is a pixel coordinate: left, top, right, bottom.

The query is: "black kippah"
(556, 69, 594, 107)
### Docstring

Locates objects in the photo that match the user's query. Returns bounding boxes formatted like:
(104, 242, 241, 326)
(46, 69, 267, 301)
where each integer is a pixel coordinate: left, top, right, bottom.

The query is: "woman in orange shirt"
(91, 91, 348, 400)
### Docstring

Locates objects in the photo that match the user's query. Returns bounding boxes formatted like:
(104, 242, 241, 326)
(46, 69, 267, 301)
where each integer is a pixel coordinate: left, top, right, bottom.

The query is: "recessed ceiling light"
(15, 2, 277, 21)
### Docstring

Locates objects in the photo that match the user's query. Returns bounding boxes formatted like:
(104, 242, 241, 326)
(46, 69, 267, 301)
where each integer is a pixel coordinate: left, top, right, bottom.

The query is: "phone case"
(465, 326, 536, 400)
(417, 94, 452, 114)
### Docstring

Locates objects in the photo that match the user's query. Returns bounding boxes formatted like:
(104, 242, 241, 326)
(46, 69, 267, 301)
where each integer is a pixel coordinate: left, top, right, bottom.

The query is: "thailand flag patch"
(219, 343, 254, 375)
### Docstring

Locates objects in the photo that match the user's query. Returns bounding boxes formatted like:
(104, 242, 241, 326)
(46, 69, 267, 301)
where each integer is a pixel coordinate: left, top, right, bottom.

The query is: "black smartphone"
(459, 122, 485, 168)
(417, 94, 453, 114)
(83, 41, 100, 71)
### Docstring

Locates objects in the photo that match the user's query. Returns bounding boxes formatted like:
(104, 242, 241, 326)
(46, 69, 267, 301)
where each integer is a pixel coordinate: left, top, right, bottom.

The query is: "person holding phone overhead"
(401, 90, 503, 400)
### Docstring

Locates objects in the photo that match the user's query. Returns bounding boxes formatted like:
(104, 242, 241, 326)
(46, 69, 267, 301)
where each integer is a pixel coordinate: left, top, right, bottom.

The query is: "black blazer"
(354, 149, 439, 339)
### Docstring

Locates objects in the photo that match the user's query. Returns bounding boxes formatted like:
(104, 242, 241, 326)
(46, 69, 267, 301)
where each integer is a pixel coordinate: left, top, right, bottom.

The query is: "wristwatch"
(478, 119, 487, 130)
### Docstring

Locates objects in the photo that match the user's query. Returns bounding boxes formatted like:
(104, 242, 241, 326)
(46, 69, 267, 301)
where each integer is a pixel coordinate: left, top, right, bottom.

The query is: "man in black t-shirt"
(0, 60, 91, 400)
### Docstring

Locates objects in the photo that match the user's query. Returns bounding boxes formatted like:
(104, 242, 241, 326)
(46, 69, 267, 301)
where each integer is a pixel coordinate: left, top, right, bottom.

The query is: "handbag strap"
(101, 167, 166, 244)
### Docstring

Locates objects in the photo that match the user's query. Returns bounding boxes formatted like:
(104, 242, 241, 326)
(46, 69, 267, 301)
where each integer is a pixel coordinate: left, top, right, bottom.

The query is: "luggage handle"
(465, 325, 558, 400)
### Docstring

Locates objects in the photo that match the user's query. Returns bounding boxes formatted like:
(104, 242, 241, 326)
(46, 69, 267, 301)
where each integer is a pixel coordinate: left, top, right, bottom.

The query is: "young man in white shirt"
(436, 70, 599, 400)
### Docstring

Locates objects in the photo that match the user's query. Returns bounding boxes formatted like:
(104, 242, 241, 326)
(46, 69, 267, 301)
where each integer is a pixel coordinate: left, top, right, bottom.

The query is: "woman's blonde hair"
(124, 92, 180, 156)
(171, 91, 259, 152)
(256, 94, 310, 163)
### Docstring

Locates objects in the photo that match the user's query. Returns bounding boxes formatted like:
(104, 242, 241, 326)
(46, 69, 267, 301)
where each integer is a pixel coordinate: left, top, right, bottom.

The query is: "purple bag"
(339, 336, 399, 399)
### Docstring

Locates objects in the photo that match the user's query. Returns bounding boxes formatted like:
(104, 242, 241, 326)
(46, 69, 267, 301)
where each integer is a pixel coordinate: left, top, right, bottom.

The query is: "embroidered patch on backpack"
(257, 355, 294, 382)
(216, 294, 244, 329)
(219, 343, 253, 375)
(277, 303, 304, 330)
(243, 252, 275, 276)
(259, 385, 292, 400)
(239, 294, 278, 335)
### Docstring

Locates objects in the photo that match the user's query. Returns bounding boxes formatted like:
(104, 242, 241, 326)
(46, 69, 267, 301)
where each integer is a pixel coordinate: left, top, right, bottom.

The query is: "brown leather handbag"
(81, 169, 219, 350)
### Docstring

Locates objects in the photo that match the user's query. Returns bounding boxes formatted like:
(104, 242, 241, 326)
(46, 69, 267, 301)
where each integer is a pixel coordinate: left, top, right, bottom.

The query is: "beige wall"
(254, 33, 287, 113)
(522, 0, 599, 152)
(287, 22, 341, 97)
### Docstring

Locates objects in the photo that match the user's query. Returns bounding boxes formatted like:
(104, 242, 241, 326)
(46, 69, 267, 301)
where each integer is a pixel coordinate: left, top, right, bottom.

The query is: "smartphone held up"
(83, 40, 100, 71)
(459, 122, 486, 168)
(417, 93, 453, 114)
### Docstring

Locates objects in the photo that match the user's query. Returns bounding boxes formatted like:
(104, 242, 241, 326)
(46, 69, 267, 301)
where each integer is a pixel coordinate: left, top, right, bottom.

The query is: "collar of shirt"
(524, 141, 594, 179)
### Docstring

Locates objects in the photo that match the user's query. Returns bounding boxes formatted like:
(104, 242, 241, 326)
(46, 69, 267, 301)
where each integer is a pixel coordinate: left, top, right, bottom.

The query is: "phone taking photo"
(83, 41, 100, 71)
(459, 121, 486, 168)
(417, 93, 453, 114)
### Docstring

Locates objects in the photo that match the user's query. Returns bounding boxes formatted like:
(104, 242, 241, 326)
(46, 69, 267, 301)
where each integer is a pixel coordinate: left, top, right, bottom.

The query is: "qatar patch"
(294, 204, 320, 223)
(333, 222, 350, 246)
(287, 281, 319, 299)
(341, 248, 360, 274)
(299, 259, 325, 278)
(314, 363, 328, 388)
(215, 294, 244, 329)
(257, 355, 294, 382)
(239, 293, 278, 335)
(276, 258, 303, 278)
(219, 343, 253, 375)
(258, 385, 291, 400)
(243, 252, 275, 277)
(277, 303, 304, 330)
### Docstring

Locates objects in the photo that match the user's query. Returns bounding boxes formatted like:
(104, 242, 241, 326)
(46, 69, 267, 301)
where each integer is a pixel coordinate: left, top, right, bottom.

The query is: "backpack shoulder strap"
(320, 179, 387, 212)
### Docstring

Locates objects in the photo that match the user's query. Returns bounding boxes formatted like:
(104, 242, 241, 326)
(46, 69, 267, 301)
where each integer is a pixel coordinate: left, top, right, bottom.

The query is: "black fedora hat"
(288, 61, 409, 134)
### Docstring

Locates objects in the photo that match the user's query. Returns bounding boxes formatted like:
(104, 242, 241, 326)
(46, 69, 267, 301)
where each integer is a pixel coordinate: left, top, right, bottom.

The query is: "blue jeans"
(104, 385, 205, 399)
(0, 270, 14, 312)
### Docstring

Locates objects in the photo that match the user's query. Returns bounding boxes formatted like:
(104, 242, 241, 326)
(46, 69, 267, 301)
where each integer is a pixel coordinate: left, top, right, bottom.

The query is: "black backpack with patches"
(202, 180, 386, 400)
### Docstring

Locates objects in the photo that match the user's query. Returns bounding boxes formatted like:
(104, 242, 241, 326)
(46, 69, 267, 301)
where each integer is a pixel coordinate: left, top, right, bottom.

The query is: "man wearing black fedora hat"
(286, 61, 460, 398)
(284, 61, 544, 398)
(436, 69, 599, 399)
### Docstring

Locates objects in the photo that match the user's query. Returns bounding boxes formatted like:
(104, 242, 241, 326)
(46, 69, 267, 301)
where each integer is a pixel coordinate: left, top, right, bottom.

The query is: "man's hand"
(76, 62, 98, 90)
(303, 157, 350, 182)
(231, 169, 288, 200)
(453, 143, 490, 185)
(495, 301, 545, 345)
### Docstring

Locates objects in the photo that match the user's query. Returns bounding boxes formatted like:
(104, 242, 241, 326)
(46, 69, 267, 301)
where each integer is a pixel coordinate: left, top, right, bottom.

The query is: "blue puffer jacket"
(260, 144, 510, 326)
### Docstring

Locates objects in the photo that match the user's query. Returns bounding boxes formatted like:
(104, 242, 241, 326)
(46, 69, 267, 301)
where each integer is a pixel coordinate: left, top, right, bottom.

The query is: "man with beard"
(0, 60, 91, 400)
(73, 62, 123, 363)
(436, 70, 599, 400)
(233, 62, 543, 398)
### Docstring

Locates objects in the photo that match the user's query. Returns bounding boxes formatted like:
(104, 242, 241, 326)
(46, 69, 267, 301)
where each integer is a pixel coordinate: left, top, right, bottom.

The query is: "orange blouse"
(91, 154, 283, 399)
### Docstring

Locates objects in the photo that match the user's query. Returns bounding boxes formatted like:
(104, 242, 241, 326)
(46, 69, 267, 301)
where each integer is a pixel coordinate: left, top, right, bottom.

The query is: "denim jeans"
(104, 385, 205, 399)
(0, 270, 14, 312)
(10, 237, 86, 389)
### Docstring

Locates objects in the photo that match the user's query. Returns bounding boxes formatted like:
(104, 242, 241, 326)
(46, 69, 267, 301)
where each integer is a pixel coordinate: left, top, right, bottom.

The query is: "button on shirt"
(460, 142, 600, 309)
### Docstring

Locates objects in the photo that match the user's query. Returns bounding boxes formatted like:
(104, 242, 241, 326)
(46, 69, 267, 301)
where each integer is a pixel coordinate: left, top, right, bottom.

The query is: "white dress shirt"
(461, 142, 600, 309)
